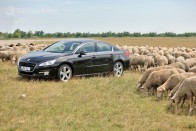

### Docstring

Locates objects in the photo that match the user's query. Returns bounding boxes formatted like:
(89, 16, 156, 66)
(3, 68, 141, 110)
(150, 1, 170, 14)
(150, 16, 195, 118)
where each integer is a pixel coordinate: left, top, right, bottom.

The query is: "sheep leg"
(188, 96, 194, 116)
(134, 65, 137, 72)
(174, 98, 183, 114)
(179, 97, 186, 108)
(130, 65, 134, 71)
(144, 63, 148, 72)
(189, 96, 196, 115)
(174, 104, 179, 114)
(140, 65, 144, 73)
(167, 90, 170, 98)
(136, 65, 139, 72)
(157, 89, 163, 98)
(137, 65, 140, 73)
(152, 87, 157, 95)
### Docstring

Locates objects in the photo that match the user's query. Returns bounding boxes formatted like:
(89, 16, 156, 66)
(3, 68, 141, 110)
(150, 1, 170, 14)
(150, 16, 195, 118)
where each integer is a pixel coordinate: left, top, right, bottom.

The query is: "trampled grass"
(0, 62, 196, 130)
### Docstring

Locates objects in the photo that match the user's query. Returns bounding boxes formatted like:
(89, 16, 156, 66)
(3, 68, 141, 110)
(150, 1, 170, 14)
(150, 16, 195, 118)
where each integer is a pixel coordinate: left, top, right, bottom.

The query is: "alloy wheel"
(113, 62, 123, 77)
(58, 64, 72, 82)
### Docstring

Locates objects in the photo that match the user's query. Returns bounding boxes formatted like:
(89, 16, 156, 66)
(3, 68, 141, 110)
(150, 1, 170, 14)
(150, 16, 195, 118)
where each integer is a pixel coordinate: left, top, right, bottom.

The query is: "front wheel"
(113, 61, 123, 77)
(58, 64, 72, 82)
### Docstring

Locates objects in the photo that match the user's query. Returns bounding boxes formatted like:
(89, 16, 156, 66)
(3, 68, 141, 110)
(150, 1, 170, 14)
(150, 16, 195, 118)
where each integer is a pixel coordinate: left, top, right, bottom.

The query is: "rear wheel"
(58, 64, 72, 82)
(113, 61, 123, 77)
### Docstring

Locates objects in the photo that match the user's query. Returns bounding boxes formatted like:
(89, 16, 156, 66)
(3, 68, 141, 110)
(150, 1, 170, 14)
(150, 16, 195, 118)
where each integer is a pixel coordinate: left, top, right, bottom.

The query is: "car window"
(44, 41, 80, 53)
(70, 43, 80, 51)
(76, 42, 95, 54)
(113, 46, 120, 51)
(96, 42, 112, 52)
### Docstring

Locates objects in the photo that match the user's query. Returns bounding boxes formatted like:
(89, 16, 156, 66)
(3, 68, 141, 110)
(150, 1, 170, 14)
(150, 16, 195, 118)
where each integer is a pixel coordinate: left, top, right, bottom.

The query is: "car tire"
(58, 64, 72, 82)
(113, 61, 123, 77)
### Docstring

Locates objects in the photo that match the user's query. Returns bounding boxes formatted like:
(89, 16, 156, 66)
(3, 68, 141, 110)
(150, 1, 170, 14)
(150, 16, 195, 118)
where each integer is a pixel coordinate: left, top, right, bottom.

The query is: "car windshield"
(44, 41, 81, 53)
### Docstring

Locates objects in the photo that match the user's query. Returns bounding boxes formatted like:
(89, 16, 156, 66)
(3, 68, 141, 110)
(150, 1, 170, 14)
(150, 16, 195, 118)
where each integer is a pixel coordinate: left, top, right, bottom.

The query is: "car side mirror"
(79, 50, 87, 55)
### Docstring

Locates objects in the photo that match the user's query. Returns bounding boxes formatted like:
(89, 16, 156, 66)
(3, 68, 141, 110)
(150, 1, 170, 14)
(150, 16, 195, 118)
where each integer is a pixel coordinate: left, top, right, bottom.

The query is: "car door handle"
(110, 54, 113, 57)
(92, 55, 96, 58)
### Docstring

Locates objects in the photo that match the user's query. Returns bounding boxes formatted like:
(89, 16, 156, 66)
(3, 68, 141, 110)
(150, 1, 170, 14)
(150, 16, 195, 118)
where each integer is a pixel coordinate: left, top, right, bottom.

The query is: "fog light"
(39, 71, 49, 76)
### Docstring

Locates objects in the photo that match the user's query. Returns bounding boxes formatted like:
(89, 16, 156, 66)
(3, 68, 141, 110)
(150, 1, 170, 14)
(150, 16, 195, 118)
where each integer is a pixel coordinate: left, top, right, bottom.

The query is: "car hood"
(21, 50, 71, 63)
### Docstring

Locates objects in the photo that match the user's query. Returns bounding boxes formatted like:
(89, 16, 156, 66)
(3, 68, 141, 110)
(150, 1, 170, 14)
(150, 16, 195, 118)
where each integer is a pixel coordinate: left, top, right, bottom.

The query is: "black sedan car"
(18, 39, 130, 82)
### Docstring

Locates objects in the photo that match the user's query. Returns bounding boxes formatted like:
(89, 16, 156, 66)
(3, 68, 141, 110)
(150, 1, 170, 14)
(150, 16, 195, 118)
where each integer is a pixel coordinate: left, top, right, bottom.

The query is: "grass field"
(0, 62, 196, 130)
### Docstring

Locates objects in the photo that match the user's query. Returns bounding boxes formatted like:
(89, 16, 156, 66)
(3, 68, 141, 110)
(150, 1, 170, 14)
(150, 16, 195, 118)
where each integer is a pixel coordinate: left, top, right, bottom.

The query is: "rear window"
(75, 42, 95, 53)
(113, 46, 120, 51)
(96, 42, 112, 52)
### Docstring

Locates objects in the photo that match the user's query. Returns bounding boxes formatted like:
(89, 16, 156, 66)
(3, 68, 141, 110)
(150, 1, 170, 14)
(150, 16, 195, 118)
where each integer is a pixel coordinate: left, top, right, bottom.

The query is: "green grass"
(0, 62, 196, 130)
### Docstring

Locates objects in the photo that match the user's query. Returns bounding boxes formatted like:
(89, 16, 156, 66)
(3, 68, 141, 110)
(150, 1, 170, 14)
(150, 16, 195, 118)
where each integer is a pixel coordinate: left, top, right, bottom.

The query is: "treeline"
(0, 29, 196, 39)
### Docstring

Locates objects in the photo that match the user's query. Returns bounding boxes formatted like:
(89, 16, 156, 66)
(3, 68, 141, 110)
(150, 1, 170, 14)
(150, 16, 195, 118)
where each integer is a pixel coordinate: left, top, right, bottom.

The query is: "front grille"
(19, 62, 36, 72)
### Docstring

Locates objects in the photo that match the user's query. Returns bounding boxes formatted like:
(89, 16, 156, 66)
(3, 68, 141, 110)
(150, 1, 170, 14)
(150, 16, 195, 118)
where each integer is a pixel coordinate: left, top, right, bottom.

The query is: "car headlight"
(39, 60, 56, 67)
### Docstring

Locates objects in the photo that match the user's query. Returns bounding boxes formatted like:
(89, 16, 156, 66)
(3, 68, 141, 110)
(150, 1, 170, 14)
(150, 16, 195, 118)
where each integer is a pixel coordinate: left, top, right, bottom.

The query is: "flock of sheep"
(1, 42, 196, 115)
(0, 43, 48, 63)
(118, 45, 196, 115)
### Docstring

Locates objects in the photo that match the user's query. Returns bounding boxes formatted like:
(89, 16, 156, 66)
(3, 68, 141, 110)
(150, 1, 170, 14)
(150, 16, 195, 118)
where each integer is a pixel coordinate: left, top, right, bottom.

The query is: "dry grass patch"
(0, 37, 196, 48)
(96, 37, 196, 48)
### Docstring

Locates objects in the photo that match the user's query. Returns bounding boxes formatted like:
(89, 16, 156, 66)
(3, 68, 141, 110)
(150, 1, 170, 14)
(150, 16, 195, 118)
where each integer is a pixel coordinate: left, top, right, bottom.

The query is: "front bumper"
(18, 63, 58, 78)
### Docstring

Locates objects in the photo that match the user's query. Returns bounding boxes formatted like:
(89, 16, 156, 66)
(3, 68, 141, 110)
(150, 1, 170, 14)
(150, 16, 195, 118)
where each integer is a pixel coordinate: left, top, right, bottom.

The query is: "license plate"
(21, 66, 31, 71)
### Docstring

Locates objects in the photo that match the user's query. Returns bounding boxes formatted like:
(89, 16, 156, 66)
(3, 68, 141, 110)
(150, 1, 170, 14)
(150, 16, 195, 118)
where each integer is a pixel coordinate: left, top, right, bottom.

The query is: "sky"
(0, 0, 196, 33)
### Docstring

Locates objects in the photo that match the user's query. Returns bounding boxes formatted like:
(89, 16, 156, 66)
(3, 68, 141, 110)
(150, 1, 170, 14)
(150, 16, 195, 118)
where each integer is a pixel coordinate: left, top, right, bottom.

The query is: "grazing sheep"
(29, 43, 35, 46)
(0, 51, 15, 62)
(181, 52, 191, 59)
(173, 51, 182, 58)
(189, 66, 196, 73)
(137, 66, 175, 90)
(16, 43, 21, 46)
(141, 69, 184, 93)
(171, 76, 196, 115)
(189, 51, 196, 58)
(175, 56, 185, 63)
(186, 48, 193, 53)
(169, 79, 185, 99)
(130, 55, 147, 72)
(169, 62, 188, 71)
(184, 58, 196, 68)
(0, 46, 12, 51)
(165, 53, 175, 64)
(29, 46, 36, 51)
(146, 56, 155, 68)
(129, 54, 139, 71)
(154, 55, 168, 66)
(9, 44, 14, 47)
(157, 72, 195, 98)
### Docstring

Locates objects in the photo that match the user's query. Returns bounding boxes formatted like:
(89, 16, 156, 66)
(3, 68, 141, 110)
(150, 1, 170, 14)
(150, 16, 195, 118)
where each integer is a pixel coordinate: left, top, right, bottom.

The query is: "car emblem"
(27, 59, 30, 61)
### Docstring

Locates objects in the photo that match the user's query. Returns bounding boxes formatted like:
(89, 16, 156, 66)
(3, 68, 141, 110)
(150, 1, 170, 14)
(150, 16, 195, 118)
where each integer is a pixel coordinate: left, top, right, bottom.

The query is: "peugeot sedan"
(18, 39, 130, 82)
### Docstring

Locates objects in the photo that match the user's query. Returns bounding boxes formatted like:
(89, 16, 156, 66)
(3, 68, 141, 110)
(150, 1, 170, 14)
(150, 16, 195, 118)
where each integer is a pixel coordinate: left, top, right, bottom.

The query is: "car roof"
(60, 38, 101, 43)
